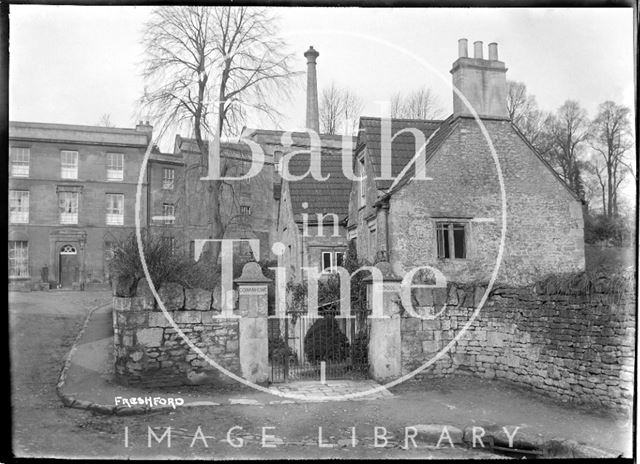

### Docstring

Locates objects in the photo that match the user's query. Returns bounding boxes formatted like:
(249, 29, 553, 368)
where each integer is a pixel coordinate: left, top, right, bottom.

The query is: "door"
(59, 244, 78, 288)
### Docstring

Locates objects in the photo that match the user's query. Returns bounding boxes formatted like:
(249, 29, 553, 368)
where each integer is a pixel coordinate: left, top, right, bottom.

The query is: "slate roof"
(357, 116, 445, 191)
(287, 148, 351, 219)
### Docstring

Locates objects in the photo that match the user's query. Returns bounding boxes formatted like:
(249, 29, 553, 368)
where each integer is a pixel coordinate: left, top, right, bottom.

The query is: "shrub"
(351, 330, 369, 365)
(184, 260, 219, 291)
(304, 317, 350, 364)
(585, 213, 634, 246)
(268, 336, 297, 365)
(109, 232, 218, 295)
(536, 267, 635, 303)
(286, 279, 308, 314)
(285, 240, 371, 316)
(344, 239, 370, 312)
(318, 273, 341, 306)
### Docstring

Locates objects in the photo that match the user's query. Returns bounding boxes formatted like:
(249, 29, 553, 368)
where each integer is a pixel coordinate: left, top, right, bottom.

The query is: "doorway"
(59, 244, 79, 288)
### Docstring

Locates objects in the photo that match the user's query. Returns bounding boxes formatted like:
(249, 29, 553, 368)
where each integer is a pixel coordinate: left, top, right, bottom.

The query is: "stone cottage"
(346, 39, 585, 286)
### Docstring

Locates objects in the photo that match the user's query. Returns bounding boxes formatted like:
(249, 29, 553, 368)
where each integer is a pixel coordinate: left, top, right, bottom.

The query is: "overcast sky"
(9, 6, 635, 150)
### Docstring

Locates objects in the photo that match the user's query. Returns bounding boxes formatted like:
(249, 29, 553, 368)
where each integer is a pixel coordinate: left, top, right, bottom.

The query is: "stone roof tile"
(287, 149, 351, 217)
(358, 116, 445, 190)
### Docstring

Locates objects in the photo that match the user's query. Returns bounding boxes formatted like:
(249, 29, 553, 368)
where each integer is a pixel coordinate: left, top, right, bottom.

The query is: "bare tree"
(389, 87, 443, 120)
(538, 100, 591, 199)
(506, 80, 545, 148)
(342, 88, 364, 135)
(97, 113, 115, 127)
(583, 157, 607, 213)
(140, 6, 297, 264)
(319, 81, 363, 135)
(319, 82, 343, 135)
(589, 101, 633, 217)
(389, 92, 403, 119)
(507, 81, 530, 122)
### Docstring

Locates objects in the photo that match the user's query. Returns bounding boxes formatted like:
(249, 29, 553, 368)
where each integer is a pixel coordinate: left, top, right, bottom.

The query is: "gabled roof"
(509, 122, 582, 202)
(381, 115, 458, 197)
(357, 116, 444, 190)
(375, 115, 581, 204)
(286, 149, 351, 219)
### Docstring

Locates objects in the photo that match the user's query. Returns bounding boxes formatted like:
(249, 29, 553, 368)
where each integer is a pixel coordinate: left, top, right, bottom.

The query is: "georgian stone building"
(8, 123, 278, 289)
(8, 121, 153, 289)
(346, 40, 585, 286)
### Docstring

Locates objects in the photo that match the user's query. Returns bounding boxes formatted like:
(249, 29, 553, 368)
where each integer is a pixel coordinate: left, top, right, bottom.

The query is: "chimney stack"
(450, 39, 508, 119)
(136, 121, 153, 132)
(304, 46, 320, 133)
(135, 121, 153, 142)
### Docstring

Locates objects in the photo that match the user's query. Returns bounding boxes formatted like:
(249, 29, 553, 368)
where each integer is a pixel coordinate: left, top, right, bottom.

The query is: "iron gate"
(268, 304, 371, 383)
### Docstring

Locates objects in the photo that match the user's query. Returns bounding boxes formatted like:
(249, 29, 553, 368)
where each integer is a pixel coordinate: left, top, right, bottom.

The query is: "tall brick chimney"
(450, 39, 508, 119)
(304, 46, 320, 133)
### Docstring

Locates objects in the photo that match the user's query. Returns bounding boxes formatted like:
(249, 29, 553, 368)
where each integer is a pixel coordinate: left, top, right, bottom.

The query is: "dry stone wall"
(112, 262, 271, 388)
(112, 280, 241, 387)
(401, 282, 635, 412)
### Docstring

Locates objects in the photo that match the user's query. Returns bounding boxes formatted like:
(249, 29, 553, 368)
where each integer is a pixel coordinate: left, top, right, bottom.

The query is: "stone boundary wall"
(112, 262, 270, 387)
(401, 284, 635, 412)
(113, 294, 240, 387)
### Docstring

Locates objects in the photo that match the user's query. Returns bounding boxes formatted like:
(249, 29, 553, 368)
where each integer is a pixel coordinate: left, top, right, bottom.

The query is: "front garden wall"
(113, 295, 240, 387)
(401, 284, 635, 412)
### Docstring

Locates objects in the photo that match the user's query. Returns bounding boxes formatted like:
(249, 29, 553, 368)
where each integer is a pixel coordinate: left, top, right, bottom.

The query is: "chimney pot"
(473, 41, 483, 59)
(458, 38, 468, 58)
(488, 42, 498, 60)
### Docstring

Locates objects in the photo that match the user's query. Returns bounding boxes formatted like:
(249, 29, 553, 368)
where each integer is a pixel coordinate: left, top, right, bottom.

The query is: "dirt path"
(10, 291, 116, 458)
